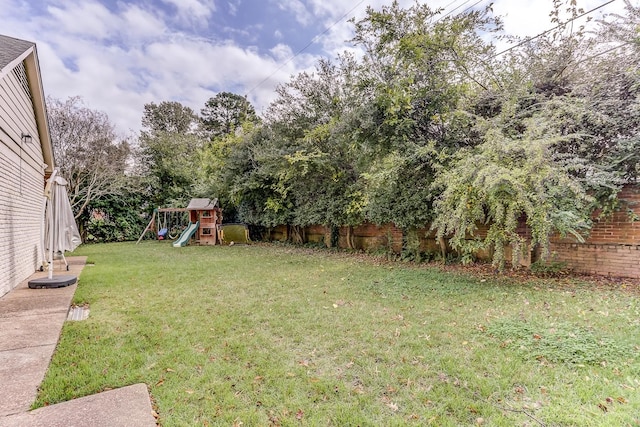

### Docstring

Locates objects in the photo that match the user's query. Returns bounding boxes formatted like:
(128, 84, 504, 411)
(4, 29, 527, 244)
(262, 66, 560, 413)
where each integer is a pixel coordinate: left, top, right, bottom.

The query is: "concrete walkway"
(0, 257, 157, 426)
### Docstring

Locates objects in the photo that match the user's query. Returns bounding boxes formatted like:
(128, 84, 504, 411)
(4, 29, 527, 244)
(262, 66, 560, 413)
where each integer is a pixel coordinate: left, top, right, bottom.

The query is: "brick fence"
(265, 185, 640, 279)
(548, 185, 640, 279)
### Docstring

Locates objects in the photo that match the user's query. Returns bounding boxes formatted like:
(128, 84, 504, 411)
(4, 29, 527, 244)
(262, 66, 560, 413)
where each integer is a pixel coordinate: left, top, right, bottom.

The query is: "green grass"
(36, 242, 640, 426)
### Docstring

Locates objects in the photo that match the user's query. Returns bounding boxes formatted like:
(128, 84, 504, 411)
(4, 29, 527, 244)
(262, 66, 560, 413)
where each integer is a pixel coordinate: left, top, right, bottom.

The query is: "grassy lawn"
(36, 242, 640, 426)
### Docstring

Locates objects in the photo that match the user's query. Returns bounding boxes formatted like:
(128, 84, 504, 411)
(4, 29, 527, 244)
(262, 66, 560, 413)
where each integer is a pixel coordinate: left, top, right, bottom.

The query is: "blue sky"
(0, 0, 628, 136)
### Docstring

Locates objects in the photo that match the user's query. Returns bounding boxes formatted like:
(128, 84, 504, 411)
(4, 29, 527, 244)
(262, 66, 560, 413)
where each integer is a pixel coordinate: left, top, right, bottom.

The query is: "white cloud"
(160, 0, 216, 27)
(269, 43, 293, 62)
(3, 0, 631, 137)
(274, 0, 312, 26)
(121, 4, 167, 40)
(46, 0, 115, 40)
(228, 0, 239, 16)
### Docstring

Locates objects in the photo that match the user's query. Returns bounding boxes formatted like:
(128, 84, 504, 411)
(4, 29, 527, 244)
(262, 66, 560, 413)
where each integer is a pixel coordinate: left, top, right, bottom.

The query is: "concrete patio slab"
(0, 292, 74, 318)
(0, 256, 157, 426)
(0, 345, 56, 416)
(0, 313, 67, 351)
(0, 383, 157, 427)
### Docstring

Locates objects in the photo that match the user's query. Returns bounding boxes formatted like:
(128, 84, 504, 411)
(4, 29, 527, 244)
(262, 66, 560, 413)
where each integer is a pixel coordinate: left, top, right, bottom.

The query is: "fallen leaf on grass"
(352, 384, 365, 394)
(296, 409, 304, 420)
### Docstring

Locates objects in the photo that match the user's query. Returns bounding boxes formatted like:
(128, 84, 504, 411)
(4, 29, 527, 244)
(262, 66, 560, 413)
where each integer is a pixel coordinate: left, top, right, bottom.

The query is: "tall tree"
(47, 96, 130, 220)
(200, 92, 259, 139)
(248, 56, 365, 234)
(138, 101, 202, 207)
(141, 101, 198, 135)
(350, 1, 500, 229)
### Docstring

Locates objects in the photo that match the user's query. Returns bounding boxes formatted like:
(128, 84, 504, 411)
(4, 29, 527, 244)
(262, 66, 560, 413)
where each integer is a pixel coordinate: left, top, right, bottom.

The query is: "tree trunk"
(438, 236, 447, 262)
(346, 226, 355, 249)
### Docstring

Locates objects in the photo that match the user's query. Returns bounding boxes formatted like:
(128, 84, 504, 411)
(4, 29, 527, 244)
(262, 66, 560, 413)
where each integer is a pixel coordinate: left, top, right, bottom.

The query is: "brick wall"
(264, 185, 640, 279)
(548, 185, 640, 279)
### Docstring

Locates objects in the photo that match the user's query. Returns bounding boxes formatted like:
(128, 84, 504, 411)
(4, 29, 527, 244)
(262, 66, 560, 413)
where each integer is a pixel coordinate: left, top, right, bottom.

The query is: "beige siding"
(0, 63, 44, 297)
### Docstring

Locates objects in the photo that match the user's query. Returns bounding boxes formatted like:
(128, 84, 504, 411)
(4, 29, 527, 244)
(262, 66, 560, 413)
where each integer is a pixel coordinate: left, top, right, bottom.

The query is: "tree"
(201, 92, 259, 139)
(47, 96, 130, 220)
(141, 101, 198, 134)
(350, 1, 499, 230)
(137, 101, 203, 208)
(213, 54, 377, 246)
(430, 0, 640, 267)
(432, 119, 593, 269)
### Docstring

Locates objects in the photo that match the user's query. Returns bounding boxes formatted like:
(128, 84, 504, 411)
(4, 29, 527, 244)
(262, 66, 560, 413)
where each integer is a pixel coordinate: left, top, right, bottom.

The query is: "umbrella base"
(28, 275, 77, 289)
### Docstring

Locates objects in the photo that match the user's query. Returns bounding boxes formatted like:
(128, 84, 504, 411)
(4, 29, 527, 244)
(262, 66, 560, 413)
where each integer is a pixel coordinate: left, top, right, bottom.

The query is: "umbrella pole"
(45, 170, 58, 280)
(47, 202, 54, 279)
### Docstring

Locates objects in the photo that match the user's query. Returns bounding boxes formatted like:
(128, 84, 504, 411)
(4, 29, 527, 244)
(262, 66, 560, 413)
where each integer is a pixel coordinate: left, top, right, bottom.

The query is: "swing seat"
(158, 227, 168, 240)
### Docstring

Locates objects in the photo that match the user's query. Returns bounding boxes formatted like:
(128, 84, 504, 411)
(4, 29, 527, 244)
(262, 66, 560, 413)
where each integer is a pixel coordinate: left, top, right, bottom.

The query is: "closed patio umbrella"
(29, 169, 81, 288)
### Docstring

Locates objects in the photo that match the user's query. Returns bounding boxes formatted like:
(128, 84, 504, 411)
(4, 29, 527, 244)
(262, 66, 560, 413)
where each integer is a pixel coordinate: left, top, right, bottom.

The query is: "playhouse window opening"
(202, 228, 212, 235)
(202, 211, 211, 218)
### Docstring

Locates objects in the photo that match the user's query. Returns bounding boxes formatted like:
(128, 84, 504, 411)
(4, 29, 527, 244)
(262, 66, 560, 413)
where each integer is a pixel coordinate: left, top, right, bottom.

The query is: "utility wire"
(245, 0, 621, 98)
(439, 0, 474, 19)
(437, 0, 485, 22)
(440, 0, 464, 11)
(574, 40, 634, 65)
(244, 0, 367, 98)
(492, 0, 617, 58)
(460, 0, 485, 15)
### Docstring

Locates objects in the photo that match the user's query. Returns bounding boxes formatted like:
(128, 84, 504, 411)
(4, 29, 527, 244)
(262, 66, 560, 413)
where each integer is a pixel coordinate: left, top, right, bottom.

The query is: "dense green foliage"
(213, 1, 639, 266)
(49, 1, 640, 261)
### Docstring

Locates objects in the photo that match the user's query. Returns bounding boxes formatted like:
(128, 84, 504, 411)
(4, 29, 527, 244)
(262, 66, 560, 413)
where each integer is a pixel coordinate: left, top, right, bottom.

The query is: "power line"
(439, 0, 474, 19)
(440, 0, 464, 11)
(437, 0, 486, 22)
(244, 0, 367, 98)
(492, 0, 618, 58)
(460, 0, 485, 15)
(574, 40, 634, 65)
(245, 0, 622, 98)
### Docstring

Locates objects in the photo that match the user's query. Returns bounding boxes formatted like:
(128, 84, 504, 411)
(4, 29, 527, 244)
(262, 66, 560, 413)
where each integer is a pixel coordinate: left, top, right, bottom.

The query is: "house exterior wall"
(0, 61, 45, 297)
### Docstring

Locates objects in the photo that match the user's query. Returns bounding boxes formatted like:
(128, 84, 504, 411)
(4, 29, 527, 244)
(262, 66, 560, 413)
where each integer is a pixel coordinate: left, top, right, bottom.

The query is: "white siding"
(0, 62, 44, 297)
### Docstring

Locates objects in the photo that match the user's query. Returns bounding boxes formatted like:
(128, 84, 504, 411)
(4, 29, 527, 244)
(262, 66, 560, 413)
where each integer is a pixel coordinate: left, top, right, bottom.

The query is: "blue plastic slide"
(172, 221, 199, 247)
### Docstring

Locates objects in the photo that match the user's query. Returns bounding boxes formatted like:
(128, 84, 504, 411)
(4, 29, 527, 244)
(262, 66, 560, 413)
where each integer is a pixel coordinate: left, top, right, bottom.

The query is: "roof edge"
(23, 45, 54, 174)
